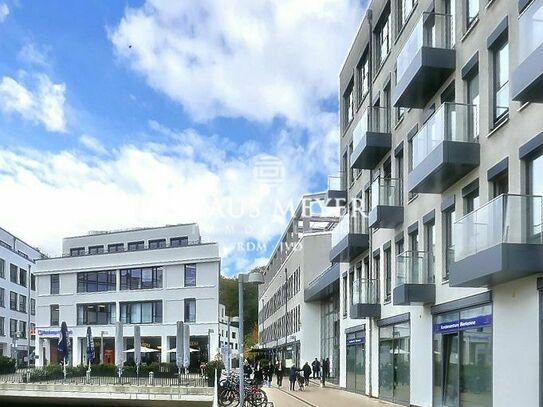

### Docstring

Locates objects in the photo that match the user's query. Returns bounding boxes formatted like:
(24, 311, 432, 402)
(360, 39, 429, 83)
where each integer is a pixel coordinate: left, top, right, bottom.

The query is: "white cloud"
(110, 0, 365, 124)
(0, 125, 329, 274)
(0, 74, 67, 132)
(79, 134, 108, 156)
(18, 43, 50, 67)
(0, 3, 9, 23)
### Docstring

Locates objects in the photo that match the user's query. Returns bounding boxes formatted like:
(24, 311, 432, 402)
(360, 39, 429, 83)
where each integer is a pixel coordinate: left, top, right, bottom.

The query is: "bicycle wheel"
(219, 388, 239, 407)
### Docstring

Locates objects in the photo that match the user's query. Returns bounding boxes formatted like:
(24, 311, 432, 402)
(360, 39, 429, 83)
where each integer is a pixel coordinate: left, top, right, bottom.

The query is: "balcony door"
(527, 153, 543, 240)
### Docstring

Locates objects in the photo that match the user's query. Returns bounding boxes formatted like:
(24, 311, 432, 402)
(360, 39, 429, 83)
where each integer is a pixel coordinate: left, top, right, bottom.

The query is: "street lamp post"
(238, 270, 264, 407)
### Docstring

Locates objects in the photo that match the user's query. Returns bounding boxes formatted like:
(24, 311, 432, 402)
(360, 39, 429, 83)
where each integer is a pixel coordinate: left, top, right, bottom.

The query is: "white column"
(36, 338, 43, 367)
(161, 334, 168, 363)
(72, 336, 80, 367)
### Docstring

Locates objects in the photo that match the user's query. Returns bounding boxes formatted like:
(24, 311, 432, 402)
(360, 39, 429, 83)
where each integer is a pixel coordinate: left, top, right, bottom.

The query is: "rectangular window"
(50, 274, 60, 295)
(128, 241, 145, 251)
(357, 51, 370, 106)
(344, 81, 354, 127)
(88, 245, 104, 255)
(444, 208, 456, 280)
(10, 291, 17, 310)
(0, 258, 5, 279)
(19, 294, 26, 313)
(70, 247, 85, 256)
(77, 270, 116, 293)
(77, 303, 116, 325)
(398, 0, 416, 32)
(108, 243, 124, 253)
(19, 321, 26, 338)
(0, 317, 4, 336)
(149, 239, 166, 249)
(466, 0, 479, 29)
(527, 153, 543, 237)
(464, 188, 480, 214)
(31, 298, 36, 316)
(0, 287, 4, 307)
(466, 71, 479, 139)
(120, 267, 163, 290)
(375, 9, 391, 69)
(120, 301, 162, 324)
(492, 171, 508, 198)
(184, 264, 197, 287)
(384, 248, 392, 302)
(342, 275, 348, 317)
(184, 298, 196, 322)
(170, 237, 188, 247)
(373, 255, 380, 303)
(493, 40, 509, 123)
(10, 264, 17, 284)
(10, 319, 17, 337)
(19, 269, 27, 288)
(425, 221, 436, 283)
(50, 304, 59, 326)
(31, 274, 35, 291)
(396, 152, 404, 205)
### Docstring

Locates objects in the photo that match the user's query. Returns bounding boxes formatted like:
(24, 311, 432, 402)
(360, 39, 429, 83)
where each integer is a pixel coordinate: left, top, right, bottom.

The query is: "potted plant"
(206, 359, 225, 387)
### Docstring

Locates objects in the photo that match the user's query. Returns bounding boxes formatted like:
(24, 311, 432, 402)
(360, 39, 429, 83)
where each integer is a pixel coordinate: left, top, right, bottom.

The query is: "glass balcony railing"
(519, 0, 543, 64)
(396, 251, 431, 285)
(352, 106, 391, 149)
(453, 194, 543, 262)
(411, 102, 478, 170)
(328, 172, 346, 191)
(352, 278, 379, 305)
(331, 212, 369, 247)
(371, 177, 402, 210)
(397, 12, 453, 85)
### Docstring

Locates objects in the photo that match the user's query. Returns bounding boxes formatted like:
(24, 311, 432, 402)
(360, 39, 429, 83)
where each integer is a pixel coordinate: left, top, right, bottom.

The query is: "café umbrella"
(115, 322, 123, 377)
(134, 325, 141, 375)
(58, 322, 69, 379)
(86, 326, 94, 371)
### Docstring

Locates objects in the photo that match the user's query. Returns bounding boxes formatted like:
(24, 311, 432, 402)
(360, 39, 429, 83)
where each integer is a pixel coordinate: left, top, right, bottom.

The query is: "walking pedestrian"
(276, 360, 284, 387)
(302, 362, 311, 386)
(254, 362, 264, 386)
(321, 358, 326, 387)
(289, 364, 300, 391)
(267, 362, 275, 387)
(311, 358, 318, 379)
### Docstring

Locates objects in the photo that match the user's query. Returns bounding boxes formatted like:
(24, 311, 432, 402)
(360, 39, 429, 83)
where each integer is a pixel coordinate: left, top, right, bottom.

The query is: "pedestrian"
(311, 358, 317, 379)
(289, 364, 300, 391)
(276, 360, 284, 387)
(267, 362, 275, 387)
(244, 360, 253, 379)
(316, 358, 321, 378)
(254, 362, 264, 386)
(302, 362, 311, 386)
(321, 358, 326, 387)
(324, 358, 330, 379)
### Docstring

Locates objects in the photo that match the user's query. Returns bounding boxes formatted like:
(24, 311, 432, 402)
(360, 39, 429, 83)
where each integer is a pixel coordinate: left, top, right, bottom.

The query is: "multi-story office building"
(258, 193, 339, 377)
(325, 0, 543, 406)
(34, 224, 220, 369)
(0, 227, 44, 363)
(218, 303, 239, 363)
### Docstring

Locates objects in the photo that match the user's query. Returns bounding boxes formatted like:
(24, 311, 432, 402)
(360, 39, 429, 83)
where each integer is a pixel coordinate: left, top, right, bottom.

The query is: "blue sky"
(0, 0, 365, 275)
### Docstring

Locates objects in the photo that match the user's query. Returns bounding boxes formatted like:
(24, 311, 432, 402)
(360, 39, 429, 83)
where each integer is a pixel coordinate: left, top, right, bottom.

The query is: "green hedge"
(0, 356, 16, 374)
(28, 365, 87, 382)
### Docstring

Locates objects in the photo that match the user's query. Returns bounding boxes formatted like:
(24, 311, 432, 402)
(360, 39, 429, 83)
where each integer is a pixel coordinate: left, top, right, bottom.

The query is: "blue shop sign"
(346, 337, 365, 346)
(433, 314, 492, 334)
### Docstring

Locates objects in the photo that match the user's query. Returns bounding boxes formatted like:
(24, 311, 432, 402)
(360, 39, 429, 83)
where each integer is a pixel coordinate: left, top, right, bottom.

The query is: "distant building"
(218, 304, 239, 364)
(0, 227, 44, 364)
(34, 223, 220, 368)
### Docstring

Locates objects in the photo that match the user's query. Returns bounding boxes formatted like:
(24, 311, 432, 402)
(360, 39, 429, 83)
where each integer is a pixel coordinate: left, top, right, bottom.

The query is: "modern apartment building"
(0, 227, 44, 364)
(327, 0, 543, 406)
(34, 224, 220, 369)
(257, 193, 339, 377)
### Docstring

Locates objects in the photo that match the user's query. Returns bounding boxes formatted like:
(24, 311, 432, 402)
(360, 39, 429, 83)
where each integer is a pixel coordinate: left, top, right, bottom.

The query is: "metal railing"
(397, 12, 454, 84)
(371, 177, 402, 209)
(352, 278, 379, 305)
(411, 102, 478, 170)
(396, 250, 431, 285)
(519, 0, 543, 63)
(62, 239, 205, 257)
(453, 194, 543, 262)
(352, 106, 391, 151)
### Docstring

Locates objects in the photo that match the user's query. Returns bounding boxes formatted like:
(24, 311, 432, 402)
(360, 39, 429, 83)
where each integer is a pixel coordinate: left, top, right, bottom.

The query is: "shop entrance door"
(442, 332, 459, 407)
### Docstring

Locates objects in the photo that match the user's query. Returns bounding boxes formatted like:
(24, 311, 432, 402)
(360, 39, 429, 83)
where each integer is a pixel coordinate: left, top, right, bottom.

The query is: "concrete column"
(72, 336, 80, 367)
(161, 334, 168, 363)
(36, 338, 43, 367)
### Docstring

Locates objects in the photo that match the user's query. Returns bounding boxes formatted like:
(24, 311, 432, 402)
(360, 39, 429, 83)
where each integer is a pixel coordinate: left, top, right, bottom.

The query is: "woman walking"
(275, 360, 284, 387)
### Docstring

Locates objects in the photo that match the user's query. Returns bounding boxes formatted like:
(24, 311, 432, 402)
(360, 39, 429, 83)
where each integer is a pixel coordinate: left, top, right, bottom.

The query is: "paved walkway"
(265, 383, 397, 407)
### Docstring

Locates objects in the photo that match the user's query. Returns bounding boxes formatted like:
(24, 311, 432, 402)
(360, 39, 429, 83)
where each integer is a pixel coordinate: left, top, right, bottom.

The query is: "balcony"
(350, 106, 391, 170)
(368, 177, 404, 229)
(326, 173, 347, 207)
(408, 103, 480, 194)
(304, 263, 340, 302)
(330, 213, 369, 263)
(512, 0, 543, 102)
(449, 194, 543, 287)
(351, 278, 380, 319)
(393, 12, 455, 108)
(394, 251, 435, 305)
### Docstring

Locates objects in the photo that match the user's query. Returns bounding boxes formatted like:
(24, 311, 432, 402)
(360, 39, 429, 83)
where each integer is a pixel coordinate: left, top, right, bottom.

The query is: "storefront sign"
(346, 337, 365, 346)
(37, 329, 73, 338)
(433, 314, 492, 334)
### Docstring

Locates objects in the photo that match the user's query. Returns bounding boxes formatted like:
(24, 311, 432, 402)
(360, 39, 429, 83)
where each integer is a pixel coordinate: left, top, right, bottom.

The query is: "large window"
(120, 301, 162, 324)
(184, 298, 196, 322)
(70, 247, 85, 256)
(527, 153, 543, 237)
(88, 245, 104, 255)
(50, 304, 59, 326)
(31, 298, 35, 316)
(120, 267, 163, 290)
(31, 274, 35, 291)
(77, 303, 116, 325)
(10, 264, 17, 284)
(398, 0, 416, 32)
(344, 82, 354, 127)
(379, 322, 410, 404)
(108, 243, 124, 253)
(0, 287, 4, 307)
(464, 188, 480, 214)
(19, 321, 26, 338)
(384, 248, 392, 302)
(465, 0, 479, 29)
(375, 9, 391, 69)
(425, 221, 436, 283)
(77, 270, 116, 292)
(127, 241, 144, 251)
(170, 237, 188, 247)
(10, 319, 17, 337)
(184, 264, 197, 287)
(0, 258, 4, 279)
(18, 294, 26, 313)
(444, 208, 456, 280)
(10, 291, 16, 310)
(149, 239, 166, 249)
(0, 317, 4, 336)
(357, 52, 370, 105)
(19, 269, 27, 287)
(50, 274, 59, 294)
(493, 40, 509, 123)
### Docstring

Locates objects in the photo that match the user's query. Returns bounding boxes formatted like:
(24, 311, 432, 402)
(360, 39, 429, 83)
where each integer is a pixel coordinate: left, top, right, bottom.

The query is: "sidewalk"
(265, 382, 398, 407)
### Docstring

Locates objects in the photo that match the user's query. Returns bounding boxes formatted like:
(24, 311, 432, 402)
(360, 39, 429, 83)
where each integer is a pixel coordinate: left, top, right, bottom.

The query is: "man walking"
(302, 362, 311, 386)
(276, 360, 284, 387)
(311, 358, 318, 379)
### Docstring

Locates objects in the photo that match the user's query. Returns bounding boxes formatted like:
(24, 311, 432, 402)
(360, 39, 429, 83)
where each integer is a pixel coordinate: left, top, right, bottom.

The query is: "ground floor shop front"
(340, 277, 541, 407)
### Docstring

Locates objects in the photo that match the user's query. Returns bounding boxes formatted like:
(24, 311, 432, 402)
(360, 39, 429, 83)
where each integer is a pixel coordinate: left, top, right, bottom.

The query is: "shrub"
(0, 356, 16, 374)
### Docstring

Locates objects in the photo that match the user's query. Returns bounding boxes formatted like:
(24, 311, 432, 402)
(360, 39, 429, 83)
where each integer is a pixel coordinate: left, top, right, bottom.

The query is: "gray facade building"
(325, 0, 543, 406)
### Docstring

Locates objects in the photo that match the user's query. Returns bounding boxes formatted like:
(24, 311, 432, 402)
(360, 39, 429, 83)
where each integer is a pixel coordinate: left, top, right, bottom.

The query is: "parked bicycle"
(218, 373, 268, 407)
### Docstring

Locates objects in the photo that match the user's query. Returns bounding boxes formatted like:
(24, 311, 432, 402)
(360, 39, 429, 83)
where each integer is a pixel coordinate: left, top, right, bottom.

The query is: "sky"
(0, 0, 366, 276)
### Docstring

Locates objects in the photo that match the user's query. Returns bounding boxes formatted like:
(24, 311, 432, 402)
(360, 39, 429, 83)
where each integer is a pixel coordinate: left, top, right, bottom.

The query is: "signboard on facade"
(433, 314, 492, 334)
(37, 329, 74, 338)
(346, 337, 365, 346)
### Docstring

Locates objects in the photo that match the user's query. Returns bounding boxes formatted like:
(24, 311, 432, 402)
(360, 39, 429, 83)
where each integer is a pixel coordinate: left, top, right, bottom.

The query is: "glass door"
(355, 342, 366, 394)
(443, 333, 459, 407)
(394, 322, 411, 404)
(346, 341, 356, 391)
(379, 326, 394, 401)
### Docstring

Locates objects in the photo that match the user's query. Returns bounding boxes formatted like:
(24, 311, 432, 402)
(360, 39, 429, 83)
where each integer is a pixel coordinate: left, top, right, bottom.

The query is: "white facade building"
(219, 303, 239, 362)
(34, 223, 220, 369)
(0, 227, 44, 363)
